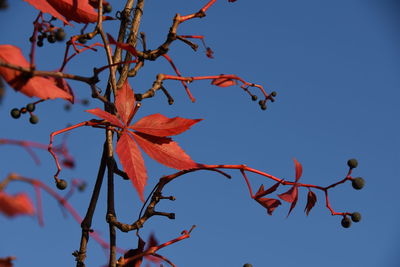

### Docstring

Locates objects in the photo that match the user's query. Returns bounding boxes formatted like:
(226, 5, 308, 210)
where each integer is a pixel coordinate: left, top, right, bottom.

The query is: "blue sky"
(0, 1, 399, 267)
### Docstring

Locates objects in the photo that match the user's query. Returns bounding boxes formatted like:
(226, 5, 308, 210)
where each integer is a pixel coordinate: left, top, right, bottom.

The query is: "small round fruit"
(351, 212, 362, 222)
(55, 29, 66, 41)
(29, 115, 39, 124)
(347, 158, 358, 169)
(352, 177, 365, 190)
(341, 216, 351, 228)
(103, 4, 112, 13)
(271, 91, 277, 97)
(251, 95, 258, 101)
(56, 179, 68, 190)
(10, 108, 21, 119)
(261, 104, 267, 110)
(81, 99, 89, 106)
(47, 34, 56, 43)
(26, 103, 35, 112)
(243, 264, 253, 267)
(37, 40, 44, 47)
(258, 100, 264, 106)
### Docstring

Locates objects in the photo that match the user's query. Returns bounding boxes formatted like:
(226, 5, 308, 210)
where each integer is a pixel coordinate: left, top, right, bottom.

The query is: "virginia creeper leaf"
(116, 133, 147, 202)
(278, 186, 298, 203)
(115, 80, 136, 125)
(145, 233, 161, 264)
(122, 236, 146, 267)
(0, 192, 35, 217)
(255, 197, 281, 215)
(107, 34, 139, 57)
(211, 77, 237, 87)
(0, 45, 73, 101)
(254, 182, 281, 199)
(304, 190, 317, 216)
(46, 0, 113, 24)
(131, 131, 198, 170)
(287, 191, 299, 217)
(294, 158, 303, 182)
(22, 0, 71, 25)
(130, 114, 202, 137)
(0, 257, 14, 267)
(86, 108, 124, 128)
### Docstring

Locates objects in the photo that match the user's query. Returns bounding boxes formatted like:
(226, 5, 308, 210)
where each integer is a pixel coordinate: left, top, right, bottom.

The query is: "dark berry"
(29, 36, 35, 43)
(168, 213, 175, 219)
(55, 29, 66, 41)
(47, 34, 56, 43)
(10, 108, 21, 119)
(29, 115, 39, 124)
(56, 179, 68, 190)
(341, 216, 351, 228)
(103, 4, 112, 13)
(347, 158, 358, 169)
(271, 91, 277, 97)
(243, 264, 253, 267)
(352, 177, 365, 190)
(251, 95, 258, 101)
(351, 212, 362, 222)
(77, 182, 87, 192)
(37, 40, 43, 47)
(26, 103, 35, 112)
(81, 99, 89, 106)
(261, 104, 267, 110)
(258, 100, 264, 106)
(64, 104, 71, 111)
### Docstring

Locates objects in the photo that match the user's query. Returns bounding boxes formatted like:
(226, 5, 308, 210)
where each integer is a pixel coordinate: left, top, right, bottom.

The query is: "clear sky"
(0, 1, 399, 267)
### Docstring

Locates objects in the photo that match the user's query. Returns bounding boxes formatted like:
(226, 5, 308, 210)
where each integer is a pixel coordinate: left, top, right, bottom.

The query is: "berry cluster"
(340, 158, 364, 228)
(30, 27, 66, 47)
(10, 103, 39, 124)
(64, 98, 90, 111)
(257, 91, 277, 110)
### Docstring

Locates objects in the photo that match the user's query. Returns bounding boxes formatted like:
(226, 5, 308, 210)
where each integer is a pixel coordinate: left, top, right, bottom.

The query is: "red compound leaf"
(255, 197, 281, 215)
(22, 0, 71, 25)
(107, 34, 139, 57)
(278, 159, 303, 216)
(304, 190, 317, 216)
(116, 133, 147, 202)
(254, 182, 280, 199)
(131, 131, 198, 170)
(115, 80, 136, 125)
(86, 108, 124, 128)
(0, 45, 73, 102)
(0, 192, 35, 217)
(211, 77, 237, 87)
(130, 114, 202, 137)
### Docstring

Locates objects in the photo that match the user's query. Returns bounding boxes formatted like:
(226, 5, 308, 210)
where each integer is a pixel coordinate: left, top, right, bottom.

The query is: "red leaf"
(211, 77, 237, 87)
(46, 0, 113, 24)
(0, 45, 73, 101)
(122, 236, 146, 267)
(206, 47, 214, 59)
(0, 257, 15, 267)
(131, 131, 198, 170)
(115, 80, 136, 125)
(0, 192, 35, 217)
(294, 158, 302, 182)
(130, 114, 202, 137)
(107, 34, 138, 57)
(22, 0, 71, 25)
(255, 197, 281, 215)
(145, 233, 161, 264)
(116, 133, 147, 202)
(254, 182, 280, 199)
(304, 190, 317, 216)
(86, 108, 124, 128)
(287, 193, 299, 217)
(278, 186, 298, 203)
